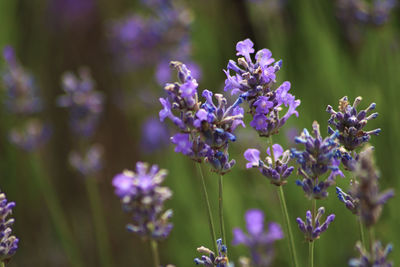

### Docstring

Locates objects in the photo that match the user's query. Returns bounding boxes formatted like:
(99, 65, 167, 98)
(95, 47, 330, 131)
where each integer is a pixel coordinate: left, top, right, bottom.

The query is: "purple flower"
(171, 133, 193, 155)
(225, 38, 300, 137)
(69, 144, 104, 176)
(236, 38, 254, 62)
(57, 68, 104, 138)
(112, 162, 173, 240)
(327, 96, 380, 151)
(291, 121, 343, 199)
(349, 241, 393, 267)
(244, 143, 294, 186)
(180, 79, 198, 97)
(194, 239, 229, 267)
(140, 117, 169, 153)
(296, 207, 335, 242)
(0, 191, 19, 262)
(8, 119, 51, 151)
(233, 209, 283, 267)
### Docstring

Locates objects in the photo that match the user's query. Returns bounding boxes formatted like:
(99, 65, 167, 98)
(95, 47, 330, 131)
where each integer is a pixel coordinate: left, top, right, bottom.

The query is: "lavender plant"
(225, 38, 300, 267)
(194, 239, 229, 267)
(57, 68, 112, 267)
(0, 191, 18, 266)
(232, 209, 283, 267)
(112, 162, 173, 267)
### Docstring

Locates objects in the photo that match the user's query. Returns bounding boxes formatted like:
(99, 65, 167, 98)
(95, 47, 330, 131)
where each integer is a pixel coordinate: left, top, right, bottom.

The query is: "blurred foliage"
(0, 0, 399, 266)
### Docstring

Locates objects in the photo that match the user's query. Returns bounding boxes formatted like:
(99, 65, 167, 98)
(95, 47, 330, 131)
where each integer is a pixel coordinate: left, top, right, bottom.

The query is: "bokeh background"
(0, 0, 399, 266)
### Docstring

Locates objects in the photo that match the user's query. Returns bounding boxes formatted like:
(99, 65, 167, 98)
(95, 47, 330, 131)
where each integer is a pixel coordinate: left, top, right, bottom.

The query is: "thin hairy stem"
(310, 198, 316, 267)
(358, 217, 366, 248)
(85, 177, 114, 267)
(196, 164, 218, 253)
(150, 240, 160, 267)
(29, 155, 83, 267)
(218, 175, 226, 245)
(309, 241, 314, 267)
(269, 136, 299, 267)
(369, 227, 375, 257)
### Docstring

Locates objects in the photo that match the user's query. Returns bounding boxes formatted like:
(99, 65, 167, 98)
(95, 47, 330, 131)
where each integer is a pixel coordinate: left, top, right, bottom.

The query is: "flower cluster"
(159, 61, 244, 174)
(112, 162, 173, 240)
(244, 144, 294, 186)
(349, 241, 393, 267)
(336, 186, 359, 214)
(232, 209, 283, 267)
(57, 68, 105, 176)
(108, 0, 199, 83)
(0, 191, 19, 263)
(291, 121, 343, 199)
(194, 239, 229, 267)
(296, 207, 335, 242)
(351, 146, 394, 227)
(1, 46, 50, 151)
(224, 38, 300, 137)
(327, 96, 380, 152)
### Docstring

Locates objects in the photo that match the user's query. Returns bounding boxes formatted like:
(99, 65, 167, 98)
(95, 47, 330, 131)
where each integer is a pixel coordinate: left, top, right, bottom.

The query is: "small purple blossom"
(349, 241, 393, 267)
(244, 144, 294, 186)
(8, 119, 51, 151)
(291, 121, 343, 199)
(0, 191, 19, 263)
(171, 133, 193, 155)
(112, 162, 173, 240)
(194, 239, 229, 267)
(296, 207, 335, 242)
(69, 144, 104, 176)
(232, 209, 283, 267)
(327, 96, 380, 151)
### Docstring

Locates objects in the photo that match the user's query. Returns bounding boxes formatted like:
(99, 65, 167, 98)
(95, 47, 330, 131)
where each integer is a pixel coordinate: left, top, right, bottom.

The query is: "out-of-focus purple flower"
(327, 96, 380, 152)
(8, 119, 51, 151)
(232, 209, 283, 267)
(140, 117, 170, 153)
(291, 121, 343, 199)
(69, 144, 103, 176)
(194, 239, 229, 267)
(225, 39, 300, 137)
(349, 241, 393, 267)
(159, 62, 243, 174)
(112, 162, 173, 240)
(244, 144, 294, 186)
(296, 207, 335, 242)
(0, 191, 19, 263)
(57, 68, 104, 138)
(351, 146, 394, 227)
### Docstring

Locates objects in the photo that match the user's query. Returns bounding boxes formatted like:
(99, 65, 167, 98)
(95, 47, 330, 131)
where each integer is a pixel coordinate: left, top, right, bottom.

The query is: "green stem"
(29, 154, 83, 267)
(369, 227, 375, 256)
(309, 241, 314, 267)
(1, 261, 5, 267)
(85, 177, 113, 267)
(150, 240, 160, 267)
(358, 216, 366, 248)
(196, 164, 218, 253)
(269, 137, 299, 267)
(218, 175, 226, 245)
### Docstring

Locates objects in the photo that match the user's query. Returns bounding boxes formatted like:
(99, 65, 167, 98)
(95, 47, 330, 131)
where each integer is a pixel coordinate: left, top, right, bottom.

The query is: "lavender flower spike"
(194, 239, 230, 267)
(244, 144, 294, 186)
(327, 96, 380, 151)
(224, 38, 300, 137)
(352, 146, 394, 227)
(0, 191, 19, 263)
(349, 241, 393, 267)
(296, 207, 335, 242)
(112, 162, 173, 240)
(232, 209, 283, 267)
(291, 121, 344, 199)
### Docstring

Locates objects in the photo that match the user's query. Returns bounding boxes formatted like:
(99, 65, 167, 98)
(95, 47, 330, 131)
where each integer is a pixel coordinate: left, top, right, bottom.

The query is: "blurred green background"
(0, 0, 399, 266)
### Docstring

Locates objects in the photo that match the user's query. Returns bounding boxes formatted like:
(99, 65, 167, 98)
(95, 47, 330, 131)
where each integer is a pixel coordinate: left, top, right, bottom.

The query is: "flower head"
(224, 39, 300, 137)
(232, 209, 283, 267)
(349, 241, 393, 267)
(327, 96, 380, 151)
(0, 191, 19, 263)
(112, 162, 173, 240)
(194, 239, 229, 267)
(244, 144, 294, 186)
(69, 144, 104, 176)
(291, 121, 343, 199)
(296, 207, 335, 242)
